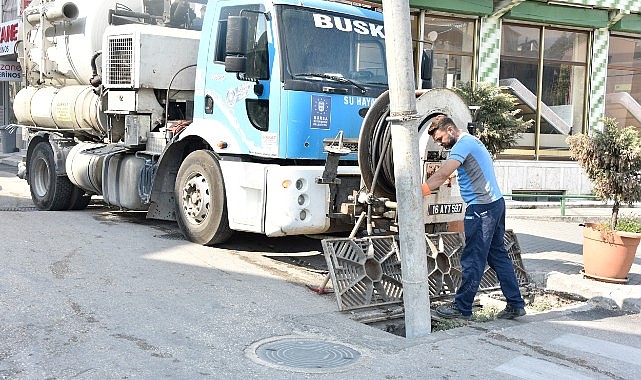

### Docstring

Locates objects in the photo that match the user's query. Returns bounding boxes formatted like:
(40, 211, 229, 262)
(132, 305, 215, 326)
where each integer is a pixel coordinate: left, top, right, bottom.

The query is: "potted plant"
(567, 118, 641, 283)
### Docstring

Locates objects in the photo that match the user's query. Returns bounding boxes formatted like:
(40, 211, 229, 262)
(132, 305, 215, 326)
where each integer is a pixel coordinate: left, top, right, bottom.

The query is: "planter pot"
(582, 223, 641, 283)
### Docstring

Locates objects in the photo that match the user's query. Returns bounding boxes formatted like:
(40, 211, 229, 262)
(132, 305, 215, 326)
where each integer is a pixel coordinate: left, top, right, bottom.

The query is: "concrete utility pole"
(380, 0, 431, 337)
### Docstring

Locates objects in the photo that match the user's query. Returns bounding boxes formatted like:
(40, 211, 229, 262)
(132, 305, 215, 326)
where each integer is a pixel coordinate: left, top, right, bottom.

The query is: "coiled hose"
(358, 90, 432, 201)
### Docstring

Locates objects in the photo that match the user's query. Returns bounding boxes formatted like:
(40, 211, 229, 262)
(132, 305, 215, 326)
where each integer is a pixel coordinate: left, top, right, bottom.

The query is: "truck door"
(201, 3, 276, 157)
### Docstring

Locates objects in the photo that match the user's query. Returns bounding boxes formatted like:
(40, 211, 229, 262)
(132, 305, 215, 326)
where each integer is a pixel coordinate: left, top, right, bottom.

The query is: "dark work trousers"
(454, 197, 525, 316)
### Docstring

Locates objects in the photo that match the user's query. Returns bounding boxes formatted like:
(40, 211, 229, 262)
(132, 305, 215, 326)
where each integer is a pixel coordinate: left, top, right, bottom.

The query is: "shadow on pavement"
(565, 307, 629, 321)
(220, 232, 322, 253)
(516, 233, 582, 254)
(522, 257, 583, 276)
(0, 163, 17, 175)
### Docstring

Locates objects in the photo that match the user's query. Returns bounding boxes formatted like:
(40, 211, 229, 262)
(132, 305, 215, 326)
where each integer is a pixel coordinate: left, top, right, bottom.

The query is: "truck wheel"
(67, 186, 92, 210)
(174, 150, 232, 245)
(29, 141, 74, 210)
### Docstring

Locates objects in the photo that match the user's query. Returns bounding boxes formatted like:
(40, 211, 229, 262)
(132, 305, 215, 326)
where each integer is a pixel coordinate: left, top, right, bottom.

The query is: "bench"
(504, 190, 599, 216)
(511, 189, 566, 202)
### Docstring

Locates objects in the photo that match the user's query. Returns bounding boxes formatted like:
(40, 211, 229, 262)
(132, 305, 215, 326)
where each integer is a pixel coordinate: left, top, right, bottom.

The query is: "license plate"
(428, 203, 463, 215)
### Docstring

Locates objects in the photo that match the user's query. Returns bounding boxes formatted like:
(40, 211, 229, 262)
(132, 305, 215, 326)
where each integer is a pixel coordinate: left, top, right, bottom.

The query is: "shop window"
(605, 35, 641, 133)
(417, 15, 475, 89)
(499, 24, 588, 159)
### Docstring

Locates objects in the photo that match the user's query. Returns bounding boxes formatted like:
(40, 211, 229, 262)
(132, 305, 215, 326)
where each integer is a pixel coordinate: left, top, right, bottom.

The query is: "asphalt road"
(2, 164, 641, 379)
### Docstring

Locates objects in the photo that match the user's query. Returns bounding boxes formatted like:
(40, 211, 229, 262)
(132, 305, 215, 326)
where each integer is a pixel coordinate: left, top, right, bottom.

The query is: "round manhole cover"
(249, 336, 361, 373)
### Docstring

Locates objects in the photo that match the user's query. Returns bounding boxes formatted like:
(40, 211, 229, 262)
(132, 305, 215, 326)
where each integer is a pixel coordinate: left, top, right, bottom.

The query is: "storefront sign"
(0, 61, 22, 81)
(22, 1, 33, 14)
(0, 20, 19, 56)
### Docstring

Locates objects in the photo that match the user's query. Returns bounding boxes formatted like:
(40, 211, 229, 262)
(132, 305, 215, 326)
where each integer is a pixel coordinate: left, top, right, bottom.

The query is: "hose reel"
(357, 88, 473, 201)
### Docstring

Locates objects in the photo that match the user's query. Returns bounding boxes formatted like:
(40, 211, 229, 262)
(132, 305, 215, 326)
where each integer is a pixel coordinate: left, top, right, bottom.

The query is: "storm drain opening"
(349, 287, 588, 337)
(247, 336, 362, 373)
(0, 206, 39, 212)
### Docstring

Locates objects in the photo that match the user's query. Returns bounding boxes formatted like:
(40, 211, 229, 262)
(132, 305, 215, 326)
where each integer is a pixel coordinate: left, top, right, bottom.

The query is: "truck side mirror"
(225, 16, 249, 73)
(420, 49, 433, 89)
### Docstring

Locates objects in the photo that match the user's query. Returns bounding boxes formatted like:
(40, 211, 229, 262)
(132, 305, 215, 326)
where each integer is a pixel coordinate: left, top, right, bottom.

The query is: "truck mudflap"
(320, 230, 528, 311)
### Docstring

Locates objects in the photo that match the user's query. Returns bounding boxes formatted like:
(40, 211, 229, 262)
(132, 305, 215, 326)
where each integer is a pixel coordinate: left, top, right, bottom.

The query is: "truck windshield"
(278, 6, 388, 90)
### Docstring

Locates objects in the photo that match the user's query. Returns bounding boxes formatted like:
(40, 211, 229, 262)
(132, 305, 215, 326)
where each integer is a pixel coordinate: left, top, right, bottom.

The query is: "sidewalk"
(2, 149, 640, 312)
(507, 217, 641, 313)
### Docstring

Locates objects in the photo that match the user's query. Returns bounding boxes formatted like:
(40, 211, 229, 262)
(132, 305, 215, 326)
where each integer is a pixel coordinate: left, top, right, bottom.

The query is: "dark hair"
(427, 115, 455, 136)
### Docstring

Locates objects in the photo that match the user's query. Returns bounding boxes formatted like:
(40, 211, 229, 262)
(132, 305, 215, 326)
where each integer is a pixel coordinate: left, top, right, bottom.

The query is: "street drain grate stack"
(321, 230, 528, 311)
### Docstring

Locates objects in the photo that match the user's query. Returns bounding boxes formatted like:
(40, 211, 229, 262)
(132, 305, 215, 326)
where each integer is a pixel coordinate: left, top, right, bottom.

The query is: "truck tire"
(67, 186, 92, 210)
(29, 141, 75, 211)
(174, 150, 232, 245)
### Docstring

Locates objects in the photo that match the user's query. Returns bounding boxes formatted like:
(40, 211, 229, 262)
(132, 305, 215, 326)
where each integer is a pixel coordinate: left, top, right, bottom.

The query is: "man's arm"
(423, 159, 461, 195)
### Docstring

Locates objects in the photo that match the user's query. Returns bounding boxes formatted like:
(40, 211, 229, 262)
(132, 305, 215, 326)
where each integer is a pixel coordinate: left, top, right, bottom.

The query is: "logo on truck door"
(225, 83, 254, 107)
(311, 95, 331, 129)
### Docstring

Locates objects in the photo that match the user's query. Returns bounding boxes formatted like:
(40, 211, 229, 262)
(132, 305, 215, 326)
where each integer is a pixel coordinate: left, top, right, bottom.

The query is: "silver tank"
(20, 0, 145, 86)
(15, 0, 144, 137)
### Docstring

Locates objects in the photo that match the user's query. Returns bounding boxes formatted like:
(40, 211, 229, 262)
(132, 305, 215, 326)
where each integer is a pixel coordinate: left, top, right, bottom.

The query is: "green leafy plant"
(473, 304, 500, 322)
(600, 215, 641, 233)
(432, 318, 466, 332)
(616, 216, 641, 233)
(567, 118, 641, 230)
(455, 82, 532, 158)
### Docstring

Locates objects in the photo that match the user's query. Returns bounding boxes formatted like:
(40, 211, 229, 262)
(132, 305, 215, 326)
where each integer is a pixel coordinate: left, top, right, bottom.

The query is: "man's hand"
(423, 171, 457, 196)
(424, 159, 461, 194)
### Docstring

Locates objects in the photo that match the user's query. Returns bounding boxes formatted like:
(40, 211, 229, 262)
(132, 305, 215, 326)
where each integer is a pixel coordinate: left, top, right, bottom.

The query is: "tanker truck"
(14, 0, 470, 246)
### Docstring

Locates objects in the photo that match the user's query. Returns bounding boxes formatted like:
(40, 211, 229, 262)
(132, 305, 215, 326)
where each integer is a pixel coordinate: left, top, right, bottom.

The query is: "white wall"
(494, 160, 593, 195)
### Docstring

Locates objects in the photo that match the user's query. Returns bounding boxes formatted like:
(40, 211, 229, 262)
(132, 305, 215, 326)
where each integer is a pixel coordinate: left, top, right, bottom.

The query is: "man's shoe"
(435, 304, 472, 320)
(496, 305, 526, 319)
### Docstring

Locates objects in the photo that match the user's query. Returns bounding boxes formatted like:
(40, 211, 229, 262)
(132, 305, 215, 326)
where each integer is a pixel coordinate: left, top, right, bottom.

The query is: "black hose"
(358, 90, 432, 201)
(369, 106, 395, 195)
(90, 51, 102, 87)
(358, 91, 397, 200)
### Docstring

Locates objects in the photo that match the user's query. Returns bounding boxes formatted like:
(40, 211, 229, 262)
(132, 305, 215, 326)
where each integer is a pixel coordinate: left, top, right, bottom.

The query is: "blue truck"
(15, 0, 467, 245)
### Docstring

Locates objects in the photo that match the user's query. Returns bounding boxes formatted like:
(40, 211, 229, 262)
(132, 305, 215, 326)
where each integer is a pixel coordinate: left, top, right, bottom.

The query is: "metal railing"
(503, 193, 599, 216)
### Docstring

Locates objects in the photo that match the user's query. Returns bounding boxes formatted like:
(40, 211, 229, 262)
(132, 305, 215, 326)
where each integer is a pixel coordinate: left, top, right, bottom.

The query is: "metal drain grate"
(0, 207, 39, 212)
(322, 230, 528, 310)
(154, 232, 186, 241)
(251, 337, 361, 372)
(321, 236, 403, 311)
(426, 232, 465, 296)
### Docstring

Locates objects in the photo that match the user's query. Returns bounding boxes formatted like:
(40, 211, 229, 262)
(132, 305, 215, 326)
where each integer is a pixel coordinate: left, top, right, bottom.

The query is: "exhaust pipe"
(26, 1, 79, 24)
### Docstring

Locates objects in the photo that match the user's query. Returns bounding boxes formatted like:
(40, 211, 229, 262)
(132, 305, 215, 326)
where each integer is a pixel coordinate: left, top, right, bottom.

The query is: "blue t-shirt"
(448, 133, 502, 205)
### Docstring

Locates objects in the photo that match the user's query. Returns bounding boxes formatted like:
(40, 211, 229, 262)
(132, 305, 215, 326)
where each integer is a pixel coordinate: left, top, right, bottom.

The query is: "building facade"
(0, 0, 27, 151)
(399, 0, 641, 194)
(3, 1, 640, 194)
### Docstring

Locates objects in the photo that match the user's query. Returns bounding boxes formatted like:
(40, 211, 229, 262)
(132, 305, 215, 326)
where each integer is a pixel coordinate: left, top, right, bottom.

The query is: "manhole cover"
(248, 336, 361, 373)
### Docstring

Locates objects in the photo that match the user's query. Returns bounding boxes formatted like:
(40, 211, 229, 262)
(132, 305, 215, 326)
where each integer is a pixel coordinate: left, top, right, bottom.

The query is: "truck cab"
(187, 1, 388, 159)
(150, 1, 390, 243)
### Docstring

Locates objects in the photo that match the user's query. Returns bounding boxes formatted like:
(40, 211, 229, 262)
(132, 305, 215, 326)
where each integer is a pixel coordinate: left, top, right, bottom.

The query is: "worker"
(422, 115, 526, 320)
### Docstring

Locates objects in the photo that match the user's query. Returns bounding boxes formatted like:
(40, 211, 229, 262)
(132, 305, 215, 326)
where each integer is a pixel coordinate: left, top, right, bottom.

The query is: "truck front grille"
(106, 36, 134, 87)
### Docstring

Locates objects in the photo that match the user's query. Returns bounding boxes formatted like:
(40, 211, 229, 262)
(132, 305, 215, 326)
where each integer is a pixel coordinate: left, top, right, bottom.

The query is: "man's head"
(427, 115, 459, 149)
